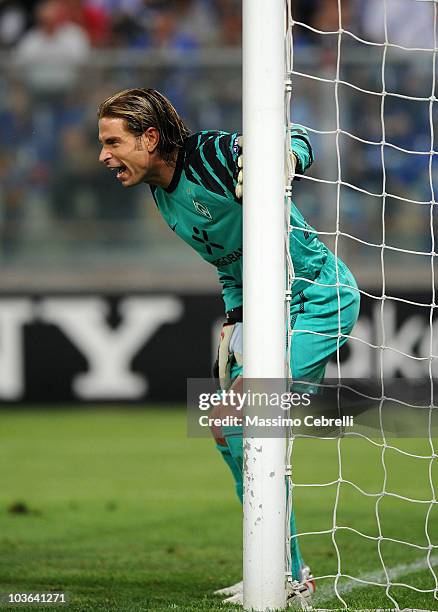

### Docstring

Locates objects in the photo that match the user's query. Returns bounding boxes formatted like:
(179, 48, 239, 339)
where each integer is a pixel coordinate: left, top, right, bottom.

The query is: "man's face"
(98, 117, 153, 187)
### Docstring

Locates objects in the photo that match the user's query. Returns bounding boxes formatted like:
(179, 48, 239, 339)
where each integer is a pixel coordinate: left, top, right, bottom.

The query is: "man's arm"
(234, 125, 314, 199)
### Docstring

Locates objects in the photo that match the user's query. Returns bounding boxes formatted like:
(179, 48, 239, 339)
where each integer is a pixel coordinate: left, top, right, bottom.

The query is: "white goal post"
(242, 0, 287, 610)
(242, 0, 438, 611)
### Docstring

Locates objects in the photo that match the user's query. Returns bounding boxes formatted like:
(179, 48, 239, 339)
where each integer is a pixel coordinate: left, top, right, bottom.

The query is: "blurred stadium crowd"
(0, 0, 242, 50)
(0, 0, 436, 284)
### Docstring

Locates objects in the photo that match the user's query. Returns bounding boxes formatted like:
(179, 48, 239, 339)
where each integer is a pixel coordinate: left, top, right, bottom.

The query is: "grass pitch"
(0, 408, 437, 611)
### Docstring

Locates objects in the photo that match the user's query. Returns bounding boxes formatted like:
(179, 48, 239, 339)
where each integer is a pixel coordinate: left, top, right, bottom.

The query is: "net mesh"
(285, 0, 438, 608)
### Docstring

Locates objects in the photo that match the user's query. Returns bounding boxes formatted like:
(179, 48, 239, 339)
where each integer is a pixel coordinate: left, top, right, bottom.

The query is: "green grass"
(0, 408, 437, 611)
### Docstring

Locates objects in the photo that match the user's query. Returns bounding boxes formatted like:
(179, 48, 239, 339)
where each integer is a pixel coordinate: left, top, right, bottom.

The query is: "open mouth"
(109, 164, 127, 180)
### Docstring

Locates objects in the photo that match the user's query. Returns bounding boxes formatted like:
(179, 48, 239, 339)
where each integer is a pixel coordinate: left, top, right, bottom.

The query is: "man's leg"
(216, 442, 243, 503)
(211, 372, 307, 583)
(214, 257, 360, 597)
(210, 369, 244, 506)
(286, 256, 360, 581)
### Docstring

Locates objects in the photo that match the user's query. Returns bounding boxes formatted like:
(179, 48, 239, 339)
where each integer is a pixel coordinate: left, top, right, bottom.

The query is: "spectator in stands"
(87, 0, 144, 16)
(0, 0, 45, 48)
(167, 0, 218, 48)
(59, 0, 110, 47)
(311, 0, 350, 32)
(147, 7, 200, 51)
(108, 1, 149, 48)
(0, 0, 30, 48)
(0, 84, 54, 257)
(214, 0, 241, 47)
(107, 0, 218, 50)
(359, 0, 436, 50)
(15, 0, 90, 97)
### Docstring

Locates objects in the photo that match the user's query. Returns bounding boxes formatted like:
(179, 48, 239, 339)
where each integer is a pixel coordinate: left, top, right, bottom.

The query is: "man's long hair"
(98, 88, 190, 162)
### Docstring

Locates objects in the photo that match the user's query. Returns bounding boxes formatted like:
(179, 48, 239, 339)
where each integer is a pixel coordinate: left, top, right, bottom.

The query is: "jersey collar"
(164, 144, 185, 193)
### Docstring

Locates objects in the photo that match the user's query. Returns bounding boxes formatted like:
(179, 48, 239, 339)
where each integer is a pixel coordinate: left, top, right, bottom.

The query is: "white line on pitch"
(312, 553, 438, 605)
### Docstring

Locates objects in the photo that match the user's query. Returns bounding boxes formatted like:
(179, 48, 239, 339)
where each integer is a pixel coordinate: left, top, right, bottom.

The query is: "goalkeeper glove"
(234, 136, 298, 200)
(213, 322, 243, 391)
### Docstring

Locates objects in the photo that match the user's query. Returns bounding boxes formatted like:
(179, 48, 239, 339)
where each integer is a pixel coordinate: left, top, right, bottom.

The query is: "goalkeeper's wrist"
(226, 306, 242, 324)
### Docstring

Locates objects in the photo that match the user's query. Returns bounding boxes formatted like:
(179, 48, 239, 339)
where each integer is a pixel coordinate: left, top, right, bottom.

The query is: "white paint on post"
(243, 0, 286, 610)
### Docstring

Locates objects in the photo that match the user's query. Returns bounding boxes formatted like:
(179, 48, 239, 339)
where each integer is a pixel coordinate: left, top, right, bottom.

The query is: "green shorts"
(289, 252, 360, 383)
(230, 253, 360, 383)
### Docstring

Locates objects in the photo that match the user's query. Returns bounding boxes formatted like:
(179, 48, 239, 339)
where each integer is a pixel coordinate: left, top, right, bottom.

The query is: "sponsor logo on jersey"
(191, 227, 224, 255)
(193, 199, 212, 220)
(212, 247, 243, 268)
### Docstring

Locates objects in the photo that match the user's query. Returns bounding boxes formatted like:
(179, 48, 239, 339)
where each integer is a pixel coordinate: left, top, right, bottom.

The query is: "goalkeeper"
(97, 88, 360, 602)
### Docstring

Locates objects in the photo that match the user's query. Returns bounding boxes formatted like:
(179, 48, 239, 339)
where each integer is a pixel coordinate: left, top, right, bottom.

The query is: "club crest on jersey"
(193, 199, 212, 220)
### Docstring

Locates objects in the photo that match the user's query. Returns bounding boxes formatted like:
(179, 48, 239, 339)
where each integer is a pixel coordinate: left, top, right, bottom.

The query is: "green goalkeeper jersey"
(150, 126, 328, 313)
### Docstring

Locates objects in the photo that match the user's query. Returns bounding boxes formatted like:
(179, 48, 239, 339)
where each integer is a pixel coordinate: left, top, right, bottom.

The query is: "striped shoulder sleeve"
(290, 124, 314, 174)
(184, 131, 241, 203)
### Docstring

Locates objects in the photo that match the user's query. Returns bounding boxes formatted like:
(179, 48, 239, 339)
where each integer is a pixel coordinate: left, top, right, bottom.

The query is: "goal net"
(285, 0, 438, 610)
